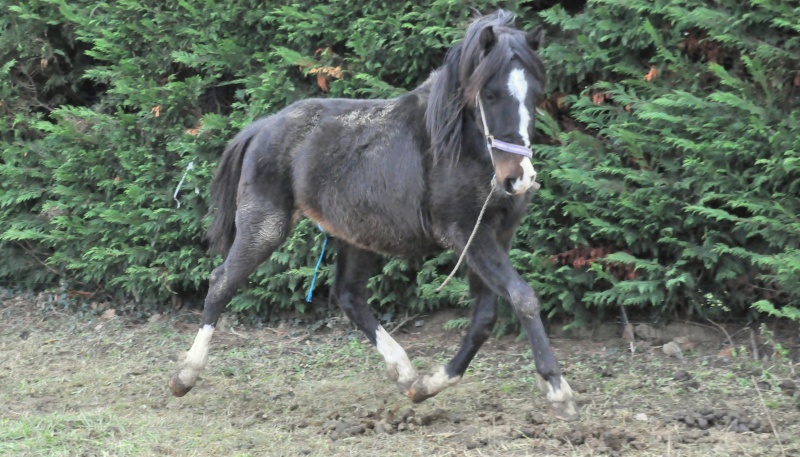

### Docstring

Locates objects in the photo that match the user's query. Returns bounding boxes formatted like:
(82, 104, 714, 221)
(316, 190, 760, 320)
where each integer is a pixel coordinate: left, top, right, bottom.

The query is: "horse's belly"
(339, 221, 440, 257)
(301, 202, 439, 257)
(318, 210, 441, 256)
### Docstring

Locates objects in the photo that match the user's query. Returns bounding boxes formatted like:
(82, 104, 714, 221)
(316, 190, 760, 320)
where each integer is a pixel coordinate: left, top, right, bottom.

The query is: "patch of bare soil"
(1, 293, 799, 456)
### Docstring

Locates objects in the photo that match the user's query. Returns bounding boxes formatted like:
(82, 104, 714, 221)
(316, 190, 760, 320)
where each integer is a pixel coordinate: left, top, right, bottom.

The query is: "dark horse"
(169, 10, 578, 421)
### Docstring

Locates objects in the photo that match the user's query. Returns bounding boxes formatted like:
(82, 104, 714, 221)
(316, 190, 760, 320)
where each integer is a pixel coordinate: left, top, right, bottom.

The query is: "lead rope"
(435, 179, 495, 293)
(306, 223, 328, 302)
(436, 94, 498, 293)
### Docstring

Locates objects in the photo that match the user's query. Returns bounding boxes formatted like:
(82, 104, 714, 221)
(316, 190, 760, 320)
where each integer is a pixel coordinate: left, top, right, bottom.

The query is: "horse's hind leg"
(168, 195, 291, 397)
(405, 269, 495, 403)
(333, 244, 418, 393)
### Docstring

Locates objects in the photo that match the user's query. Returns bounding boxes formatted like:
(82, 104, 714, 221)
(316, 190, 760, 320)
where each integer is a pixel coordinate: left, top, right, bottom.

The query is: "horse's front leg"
(454, 228, 578, 421)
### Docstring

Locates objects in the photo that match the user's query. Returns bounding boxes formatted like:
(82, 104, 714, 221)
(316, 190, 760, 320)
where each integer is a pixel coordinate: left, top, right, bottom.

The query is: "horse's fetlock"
(386, 365, 400, 382)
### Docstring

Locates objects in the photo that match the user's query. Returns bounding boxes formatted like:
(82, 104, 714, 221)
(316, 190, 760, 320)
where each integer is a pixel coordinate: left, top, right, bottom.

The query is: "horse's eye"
(484, 93, 496, 103)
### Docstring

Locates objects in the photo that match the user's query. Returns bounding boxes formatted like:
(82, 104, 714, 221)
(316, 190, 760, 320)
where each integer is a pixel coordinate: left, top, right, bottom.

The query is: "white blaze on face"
(505, 68, 537, 194)
(507, 68, 531, 147)
(375, 325, 417, 385)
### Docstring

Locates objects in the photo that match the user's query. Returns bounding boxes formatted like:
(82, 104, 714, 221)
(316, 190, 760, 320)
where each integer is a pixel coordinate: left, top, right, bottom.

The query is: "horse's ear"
(479, 26, 496, 54)
(526, 26, 545, 51)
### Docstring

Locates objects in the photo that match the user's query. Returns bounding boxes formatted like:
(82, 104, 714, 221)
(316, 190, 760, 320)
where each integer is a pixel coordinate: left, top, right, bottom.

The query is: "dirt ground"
(1, 293, 799, 457)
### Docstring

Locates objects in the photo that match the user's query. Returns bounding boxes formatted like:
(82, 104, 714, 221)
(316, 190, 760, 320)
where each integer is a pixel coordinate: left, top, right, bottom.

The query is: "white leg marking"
(177, 324, 214, 386)
(545, 376, 574, 403)
(419, 366, 461, 394)
(534, 374, 579, 420)
(536, 374, 577, 413)
(375, 326, 417, 385)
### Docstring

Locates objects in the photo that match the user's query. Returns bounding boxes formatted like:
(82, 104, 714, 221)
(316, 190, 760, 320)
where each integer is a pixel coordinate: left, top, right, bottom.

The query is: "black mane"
(425, 10, 546, 164)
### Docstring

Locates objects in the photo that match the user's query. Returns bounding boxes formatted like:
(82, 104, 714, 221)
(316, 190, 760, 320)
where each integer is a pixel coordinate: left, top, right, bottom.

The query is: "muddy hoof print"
(168, 375, 193, 397)
(669, 407, 771, 434)
(322, 406, 458, 439)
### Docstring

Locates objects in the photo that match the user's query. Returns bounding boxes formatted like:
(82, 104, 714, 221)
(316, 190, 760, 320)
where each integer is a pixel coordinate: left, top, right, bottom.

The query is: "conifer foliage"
(528, 0, 799, 323)
(1, 1, 797, 322)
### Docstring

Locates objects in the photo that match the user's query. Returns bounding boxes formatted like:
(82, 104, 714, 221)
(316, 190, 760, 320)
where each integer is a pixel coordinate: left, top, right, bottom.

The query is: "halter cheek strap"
(476, 95, 534, 159)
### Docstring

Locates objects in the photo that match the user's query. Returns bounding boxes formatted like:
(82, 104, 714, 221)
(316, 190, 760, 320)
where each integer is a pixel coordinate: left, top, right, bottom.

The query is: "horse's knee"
(508, 281, 540, 317)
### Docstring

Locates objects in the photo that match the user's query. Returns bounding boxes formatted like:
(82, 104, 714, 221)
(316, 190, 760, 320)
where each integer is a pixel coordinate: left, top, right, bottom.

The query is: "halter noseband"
(476, 95, 533, 159)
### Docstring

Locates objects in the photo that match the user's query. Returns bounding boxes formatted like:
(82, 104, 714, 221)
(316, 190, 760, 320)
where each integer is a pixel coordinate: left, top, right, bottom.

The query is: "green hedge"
(1, 0, 798, 324)
(528, 0, 800, 323)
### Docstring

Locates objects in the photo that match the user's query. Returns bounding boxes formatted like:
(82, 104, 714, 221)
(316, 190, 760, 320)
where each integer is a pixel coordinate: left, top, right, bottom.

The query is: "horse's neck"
(459, 111, 490, 159)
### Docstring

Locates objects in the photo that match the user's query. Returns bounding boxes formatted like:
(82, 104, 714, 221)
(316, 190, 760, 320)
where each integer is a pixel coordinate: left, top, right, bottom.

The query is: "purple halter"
(487, 137, 533, 158)
(476, 95, 533, 159)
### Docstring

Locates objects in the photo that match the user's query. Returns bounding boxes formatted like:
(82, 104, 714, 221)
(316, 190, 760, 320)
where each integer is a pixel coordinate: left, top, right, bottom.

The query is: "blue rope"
(306, 223, 328, 302)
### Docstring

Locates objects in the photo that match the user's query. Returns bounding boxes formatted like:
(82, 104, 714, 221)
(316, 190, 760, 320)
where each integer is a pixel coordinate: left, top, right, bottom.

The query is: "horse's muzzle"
(497, 157, 538, 195)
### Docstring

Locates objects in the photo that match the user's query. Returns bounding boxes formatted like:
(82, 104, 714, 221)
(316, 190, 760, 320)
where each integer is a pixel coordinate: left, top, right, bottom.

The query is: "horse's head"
(427, 10, 547, 196)
(467, 16, 546, 195)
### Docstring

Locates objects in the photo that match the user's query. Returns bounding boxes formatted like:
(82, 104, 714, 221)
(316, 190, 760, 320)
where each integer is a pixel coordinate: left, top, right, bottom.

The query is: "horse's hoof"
(403, 377, 435, 403)
(404, 366, 460, 403)
(404, 375, 447, 403)
(168, 375, 193, 397)
(550, 400, 580, 422)
(406, 385, 436, 403)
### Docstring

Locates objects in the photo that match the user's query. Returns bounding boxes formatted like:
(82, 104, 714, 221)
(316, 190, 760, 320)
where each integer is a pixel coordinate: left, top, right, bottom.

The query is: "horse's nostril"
(503, 177, 516, 194)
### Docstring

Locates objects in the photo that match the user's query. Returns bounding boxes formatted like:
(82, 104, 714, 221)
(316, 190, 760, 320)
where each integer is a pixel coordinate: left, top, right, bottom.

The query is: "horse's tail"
(206, 124, 259, 257)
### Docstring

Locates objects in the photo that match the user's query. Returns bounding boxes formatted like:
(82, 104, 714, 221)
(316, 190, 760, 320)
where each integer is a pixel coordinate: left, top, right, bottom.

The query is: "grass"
(1, 412, 145, 456)
(1, 302, 799, 456)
